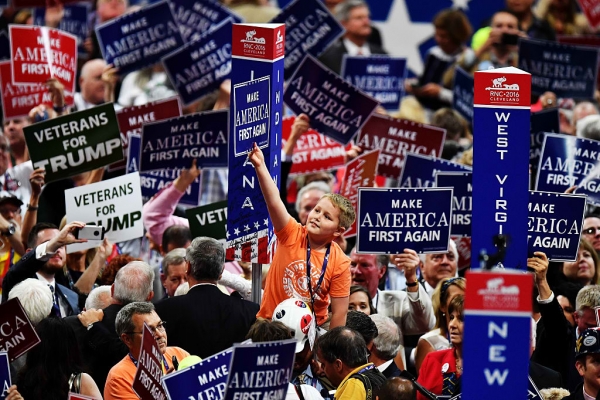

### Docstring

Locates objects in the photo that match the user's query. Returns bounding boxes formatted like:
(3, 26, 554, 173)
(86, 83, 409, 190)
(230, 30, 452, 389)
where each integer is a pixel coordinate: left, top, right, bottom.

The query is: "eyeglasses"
(583, 227, 600, 235)
(0, 207, 21, 216)
(126, 321, 167, 336)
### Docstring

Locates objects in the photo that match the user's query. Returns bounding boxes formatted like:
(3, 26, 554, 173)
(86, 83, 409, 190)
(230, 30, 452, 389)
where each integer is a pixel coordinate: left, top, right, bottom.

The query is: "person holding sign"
(249, 143, 355, 329)
(104, 302, 189, 400)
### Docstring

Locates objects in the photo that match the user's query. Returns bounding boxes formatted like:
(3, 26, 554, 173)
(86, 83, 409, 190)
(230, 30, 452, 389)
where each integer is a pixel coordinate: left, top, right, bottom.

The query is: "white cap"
(272, 298, 313, 353)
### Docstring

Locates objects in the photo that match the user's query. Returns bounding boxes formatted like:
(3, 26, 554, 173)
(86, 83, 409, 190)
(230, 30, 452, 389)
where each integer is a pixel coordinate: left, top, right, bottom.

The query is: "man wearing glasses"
(104, 302, 189, 400)
(582, 214, 600, 253)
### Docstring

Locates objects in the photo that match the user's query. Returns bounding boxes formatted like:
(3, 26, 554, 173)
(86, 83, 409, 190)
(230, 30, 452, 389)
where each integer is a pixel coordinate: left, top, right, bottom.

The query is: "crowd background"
(1, 0, 600, 399)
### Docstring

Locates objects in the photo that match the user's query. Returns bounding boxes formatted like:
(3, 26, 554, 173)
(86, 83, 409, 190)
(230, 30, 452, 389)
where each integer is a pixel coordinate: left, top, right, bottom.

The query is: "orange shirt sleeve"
(328, 251, 351, 298)
(275, 217, 304, 246)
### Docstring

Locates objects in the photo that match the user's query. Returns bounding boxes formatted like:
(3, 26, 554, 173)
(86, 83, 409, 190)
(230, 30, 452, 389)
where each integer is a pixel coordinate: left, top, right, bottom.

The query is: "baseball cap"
(0, 195, 23, 208)
(576, 328, 600, 358)
(272, 298, 313, 353)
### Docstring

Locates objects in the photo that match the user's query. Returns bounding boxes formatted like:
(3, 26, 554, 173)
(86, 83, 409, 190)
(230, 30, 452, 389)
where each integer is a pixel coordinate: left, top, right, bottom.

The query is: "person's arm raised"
(248, 143, 290, 232)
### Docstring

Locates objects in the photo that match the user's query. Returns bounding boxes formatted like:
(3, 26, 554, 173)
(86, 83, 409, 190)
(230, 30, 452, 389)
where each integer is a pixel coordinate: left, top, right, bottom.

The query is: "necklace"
(455, 359, 463, 372)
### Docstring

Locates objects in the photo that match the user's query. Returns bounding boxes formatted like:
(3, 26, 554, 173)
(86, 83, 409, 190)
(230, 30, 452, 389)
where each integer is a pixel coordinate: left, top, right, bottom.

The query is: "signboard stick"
(251, 263, 262, 304)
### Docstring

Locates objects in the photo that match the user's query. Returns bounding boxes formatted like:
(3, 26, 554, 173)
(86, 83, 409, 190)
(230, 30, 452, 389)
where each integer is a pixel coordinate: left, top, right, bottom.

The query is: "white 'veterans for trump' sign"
(65, 172, 143, 253)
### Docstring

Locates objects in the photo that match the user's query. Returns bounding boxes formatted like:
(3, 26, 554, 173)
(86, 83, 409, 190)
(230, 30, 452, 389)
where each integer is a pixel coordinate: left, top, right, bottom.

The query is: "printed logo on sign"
(241, 29, 267, 57)
(477, 277, 520, 309)
(484, 76, 521, 104)
(276, 30, 283, 44)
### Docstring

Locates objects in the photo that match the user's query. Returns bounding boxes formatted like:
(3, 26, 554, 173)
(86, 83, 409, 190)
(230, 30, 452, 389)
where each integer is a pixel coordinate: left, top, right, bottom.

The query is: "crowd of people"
(1, 0, 600, 399)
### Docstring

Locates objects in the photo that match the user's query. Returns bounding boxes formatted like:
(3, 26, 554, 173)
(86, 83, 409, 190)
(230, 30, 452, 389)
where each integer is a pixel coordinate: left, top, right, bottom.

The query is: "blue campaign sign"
(341, 55, 406, 111)
(168, 0, 242, 42)
(232, 76, 272, 157)
(530, 108, 559, 172)
(96, 1, 184, 75)
(519, 38, 599, 99)
(223, 340, 296, 400)
(139, 110, 228, 172)
(162, 348, 232, 400)
(528, 191, 585, 261)
(284, 55, 379, 145)
(399, 153, 471, 188)
(536, 133, 600, 205)
(270, 0, 344, 79)
(127, 134, 201, 206)
(356, 187, 453, 254)
(462, 314, 531, 400)
(435, 172, 472, 237)
(34, 4, 90, 55)
(528, 376, 542, 400)
(163, 19, 232, 106)
(0, 352, 9, 400)
(452, 67, 473, 124)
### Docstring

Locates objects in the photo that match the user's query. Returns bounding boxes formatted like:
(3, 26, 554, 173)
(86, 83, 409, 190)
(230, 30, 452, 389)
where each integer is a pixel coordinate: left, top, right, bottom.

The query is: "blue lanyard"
(356, 364, 375, 374)
(306, 238, 331, 314)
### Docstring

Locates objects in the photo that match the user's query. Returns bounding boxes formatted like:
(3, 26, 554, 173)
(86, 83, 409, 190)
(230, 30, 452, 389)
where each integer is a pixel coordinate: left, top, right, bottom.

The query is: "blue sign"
(435, 172, 472, 237)
(528, 376, 542, 400)
(168, 0, 242, 42)
(528, 191, 585, 261)
(356, 187, 453, 254)
(536, 133, 600, 205)
(34, 3, 91, 55)
(163, 19, 232, 106)
(462, 314, 531, 400)
(284, 55, 379, 145)
(270, 0, 344, 79)
(226, 23, 284, 263)
(139, 110, 228, 172)
(127, 134, 201, 206)
(162, 348, 232, 400)
(341, 55, 406, 111)
(530, 108, 559, 172)
(223, 340, 296, 400)
(472, 106, 530, 270)
(0, 352, 9, 400)
(453, 67, 473, 124)
(399, 153, 471, 188)
(519, 38, 599, 99)
(96, 1, 184, 75)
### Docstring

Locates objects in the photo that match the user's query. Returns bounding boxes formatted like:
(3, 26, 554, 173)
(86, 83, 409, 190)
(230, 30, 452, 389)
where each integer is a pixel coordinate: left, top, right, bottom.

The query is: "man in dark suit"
(1, 221, 86, 316)
(318, 0, 387, 75)
(65, 260, 155, 390)
(370, 314, 403, 378)
(155, 237, 259, 359)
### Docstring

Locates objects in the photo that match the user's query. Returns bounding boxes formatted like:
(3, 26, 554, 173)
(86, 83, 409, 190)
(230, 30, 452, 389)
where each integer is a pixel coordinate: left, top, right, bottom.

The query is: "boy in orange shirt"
(249, 142, 355, 329)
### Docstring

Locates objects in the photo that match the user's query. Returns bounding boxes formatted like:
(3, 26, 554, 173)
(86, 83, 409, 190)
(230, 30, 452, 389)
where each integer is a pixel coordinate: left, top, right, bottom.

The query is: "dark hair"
(431, 108, 468, 141)
(495, 9, 522, 28)
(27, 222, 58, 249)
(317, 326, 368, 368)
(346, 310, 378, 345)
(162, 225, 192, 252)
(378, 377, 417, 400)
(18, 317, 86, 400)
(448, 294, 465, 317)
(246, 318, 293, 342)
(350, 285, 377, 314)
(99, 254, 139, 286)
(433, 9, 472, 45)
(186, 237, 225, 281)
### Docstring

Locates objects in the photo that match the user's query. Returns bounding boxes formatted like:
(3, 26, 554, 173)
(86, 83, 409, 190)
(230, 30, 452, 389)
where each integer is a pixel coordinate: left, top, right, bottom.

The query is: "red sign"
(0, 298, 41, 362)
(12, 0, 79, 7)
(577, 0, 600, 30)
(338, 149, 380, 238)
(281, 116, 349, 175)
(112, 97, 182, 171)
(474, 68, 531, 108)
(453, 236, 471, 272)
(9, 26, 77, 104)
(465, 270, 533, 314)
(356, 114, 446, 179)
(231, 23, 285, 61)
(132, 323, 167, 400)
(0, 61, 52, 120)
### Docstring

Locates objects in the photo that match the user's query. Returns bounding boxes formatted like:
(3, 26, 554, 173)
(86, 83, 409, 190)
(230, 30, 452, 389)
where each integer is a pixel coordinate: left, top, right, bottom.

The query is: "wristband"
(27, 204, 39, 211)
(53, 105, 66, 113)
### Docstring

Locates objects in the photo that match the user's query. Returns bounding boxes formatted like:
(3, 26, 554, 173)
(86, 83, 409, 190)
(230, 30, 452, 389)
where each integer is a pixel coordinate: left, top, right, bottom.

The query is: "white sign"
(65, 172, 143, 253)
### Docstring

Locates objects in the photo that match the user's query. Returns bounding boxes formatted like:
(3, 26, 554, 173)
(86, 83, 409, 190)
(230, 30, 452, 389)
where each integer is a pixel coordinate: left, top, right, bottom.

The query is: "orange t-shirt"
(104, 346, 189, 400)
(258, 218, 351, 325)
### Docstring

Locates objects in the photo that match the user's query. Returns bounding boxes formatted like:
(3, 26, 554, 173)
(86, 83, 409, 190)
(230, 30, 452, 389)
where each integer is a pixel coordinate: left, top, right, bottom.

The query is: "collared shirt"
(292, 365, 324, 393)
(36, 272, 67, 317)
(343, 38, 370, 57)
(200, 169, 228, 205)
(188, 282, 219, 291)
(376, 359, 394, 373)
(583, 387, 595, 400)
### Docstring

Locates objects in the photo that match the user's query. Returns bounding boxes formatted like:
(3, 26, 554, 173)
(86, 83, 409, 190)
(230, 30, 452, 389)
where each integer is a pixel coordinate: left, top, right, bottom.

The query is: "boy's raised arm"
(248, 143, 291, 232)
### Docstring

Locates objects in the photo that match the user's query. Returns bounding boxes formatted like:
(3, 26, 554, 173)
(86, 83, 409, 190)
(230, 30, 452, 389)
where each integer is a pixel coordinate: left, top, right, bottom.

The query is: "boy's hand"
(248, 142, 265, 168)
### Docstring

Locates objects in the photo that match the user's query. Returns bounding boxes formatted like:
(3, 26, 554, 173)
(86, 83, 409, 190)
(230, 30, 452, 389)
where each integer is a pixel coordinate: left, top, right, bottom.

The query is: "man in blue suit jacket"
(1, 221, 88, 316)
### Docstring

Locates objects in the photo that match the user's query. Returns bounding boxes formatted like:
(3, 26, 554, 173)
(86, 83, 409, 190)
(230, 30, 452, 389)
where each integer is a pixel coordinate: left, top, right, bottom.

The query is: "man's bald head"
(79, 59, 107, 105)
